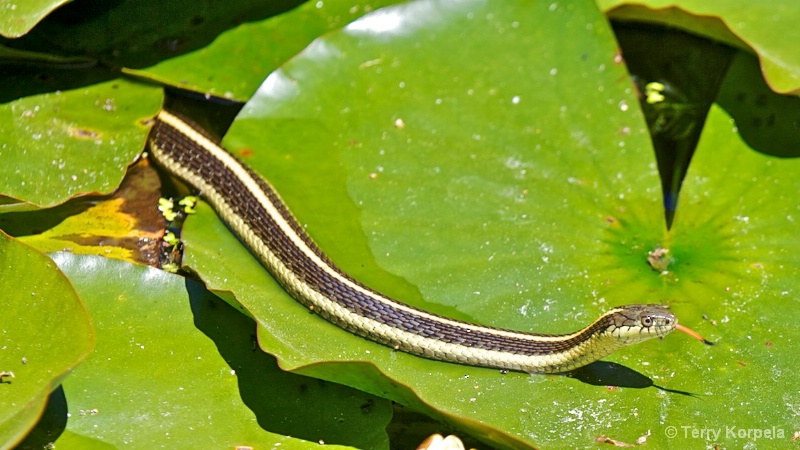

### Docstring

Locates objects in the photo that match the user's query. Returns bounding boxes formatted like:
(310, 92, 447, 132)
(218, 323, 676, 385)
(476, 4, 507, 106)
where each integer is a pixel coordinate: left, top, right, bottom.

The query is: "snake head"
(607, 304, 677, 344)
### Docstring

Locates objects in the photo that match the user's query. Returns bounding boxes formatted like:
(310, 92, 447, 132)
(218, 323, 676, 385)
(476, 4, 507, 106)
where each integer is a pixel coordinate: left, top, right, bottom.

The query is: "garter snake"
(148, 109, 682, 374)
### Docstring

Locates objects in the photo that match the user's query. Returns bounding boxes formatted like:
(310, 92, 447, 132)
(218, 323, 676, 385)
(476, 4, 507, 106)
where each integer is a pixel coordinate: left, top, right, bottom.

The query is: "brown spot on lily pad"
(70, 127, 100, 139)
(595, 435, 633, 447)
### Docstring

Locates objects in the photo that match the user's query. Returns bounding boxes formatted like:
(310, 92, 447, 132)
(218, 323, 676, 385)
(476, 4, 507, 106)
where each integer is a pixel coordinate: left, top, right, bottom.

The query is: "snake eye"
(641, 315, 653, 327)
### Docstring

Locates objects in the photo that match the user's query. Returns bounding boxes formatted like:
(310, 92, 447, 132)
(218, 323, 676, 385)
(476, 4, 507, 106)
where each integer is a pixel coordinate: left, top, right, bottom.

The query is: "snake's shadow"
(563, 362, 696, 397)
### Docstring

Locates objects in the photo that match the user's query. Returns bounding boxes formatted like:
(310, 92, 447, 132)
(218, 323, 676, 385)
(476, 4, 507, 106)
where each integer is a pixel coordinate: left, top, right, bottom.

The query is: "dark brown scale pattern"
(149, 117, 612, 356)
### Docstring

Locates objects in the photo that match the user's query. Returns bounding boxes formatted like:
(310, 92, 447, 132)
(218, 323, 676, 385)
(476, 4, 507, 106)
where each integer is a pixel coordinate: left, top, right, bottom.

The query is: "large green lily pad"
(0, 232, 93, 448)
(0, 79, 160, 208)
(0, 0, 69, 38)
(40, 253, 391, 449)
(177, 1, 800, 448)
(131, 0, 407, 101)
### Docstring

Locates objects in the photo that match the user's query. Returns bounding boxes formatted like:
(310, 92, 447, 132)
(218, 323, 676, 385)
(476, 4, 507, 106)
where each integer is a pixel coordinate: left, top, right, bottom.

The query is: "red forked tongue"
(676, 324, 714, 346)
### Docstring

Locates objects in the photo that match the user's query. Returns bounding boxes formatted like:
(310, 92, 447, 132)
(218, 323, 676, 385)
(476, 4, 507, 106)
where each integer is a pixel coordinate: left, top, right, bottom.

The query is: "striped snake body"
(149, 110, 677, 374)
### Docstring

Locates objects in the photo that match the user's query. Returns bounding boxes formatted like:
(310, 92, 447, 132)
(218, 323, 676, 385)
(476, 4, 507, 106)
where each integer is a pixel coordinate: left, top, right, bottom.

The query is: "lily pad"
(0, 232, 93, 448)
(132, 0, 407, 101)
(12, 160, 167, 266)
(0, 78, 161, 208)
(0, 0, 69, 38)
(182, 1, 662, 448)
(178, 1, 800, 447)
(3, 0, 304, 71)
(40, 253, 391, 449)
(599, 0, 800, 93)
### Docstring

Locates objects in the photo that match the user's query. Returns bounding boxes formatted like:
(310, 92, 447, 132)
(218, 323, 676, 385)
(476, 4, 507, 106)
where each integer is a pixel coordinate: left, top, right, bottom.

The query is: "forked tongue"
(676, 324, 714, 346)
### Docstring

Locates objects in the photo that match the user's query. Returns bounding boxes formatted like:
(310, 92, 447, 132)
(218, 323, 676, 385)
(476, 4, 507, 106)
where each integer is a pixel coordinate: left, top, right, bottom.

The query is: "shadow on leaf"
(14, 386, 68, 449)
(185, 279, 389, 448)
(565, 361, 696, 397)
